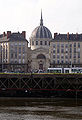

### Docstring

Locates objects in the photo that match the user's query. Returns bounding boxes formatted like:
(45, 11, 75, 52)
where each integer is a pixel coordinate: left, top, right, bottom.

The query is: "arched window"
(37, 54, 46, 59)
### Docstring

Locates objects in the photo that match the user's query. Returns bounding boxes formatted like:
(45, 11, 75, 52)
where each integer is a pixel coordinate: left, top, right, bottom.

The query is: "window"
(6, 50, 7, 59)
(61, 44, 64, 48)
(23, 59, 25, 63)
(74, 53, 76, 58)
(36, 41, 38, 45)
(15, 53, 17, 59)
(53, 44, 56, 48)
(78, 59, 80, 63)
(57, 49, 60, 53)
(10, 43, 13, 49)
(61, 60, 64, 64)
(53, 60, 55, 64)
(61, 49, 64, 53)
(70, 54, 72, 58)
(10, 59, 13, 63)
(78, 43, 80, 48)
(40, 41, 43, 45)
(70, 48, 72, 53)
(15, 46, 17, 53)
(65, 48, 68, 53)
(23, 43, 25, 46)
(15, 60, 17, 63)
(74, 59, 76, 63)
(19, 47, 21, 53)
(32, 41, 34, 45)
(23, 54, 25, 59)
(53, 55, 55, 58)
(45, 41, 47, 45)
(57, 60, 60, 64)
(19, 59, 21, 63)
(65, 55, 68, 59)
(74, 43, 76, 47)
(65, 44, 68, 48)
(57, 44, 60, 48)
(19, 55, 21, 59)
(70, 44, 72, 47)
(61, 56, 64, 59)
(53, 50, 55, 53)
(74, 48, 76, 53)
(23, 47, 25, 53)
(23, 55, 25, 59)
(11, 43, 13, 46)
(57, 55, 60, 59)
(11, 53, 13, 59)
(78, 53, 80, 58)
(19, 43, 21, 46)
(69, 61, 72, 64)
(77, 48, 80, 52)
(65, 61, 68, 64)
(15, 43, 17, 46)
(49, 42, 50, 46)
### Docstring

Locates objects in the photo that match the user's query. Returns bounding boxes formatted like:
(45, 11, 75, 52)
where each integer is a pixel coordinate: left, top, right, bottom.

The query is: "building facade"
(0, 31, 29, 72)
(50, 33, 82, 68)
(0, 12, 82, 72)
(30, 12, 82, 70)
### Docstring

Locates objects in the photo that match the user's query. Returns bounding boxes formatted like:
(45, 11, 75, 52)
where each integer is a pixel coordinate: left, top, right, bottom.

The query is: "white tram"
(47, 67, 82, 73)
(47, 68, 62, 73)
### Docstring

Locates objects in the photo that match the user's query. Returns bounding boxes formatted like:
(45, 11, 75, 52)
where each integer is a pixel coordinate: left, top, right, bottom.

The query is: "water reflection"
(0, 98, 81, 120)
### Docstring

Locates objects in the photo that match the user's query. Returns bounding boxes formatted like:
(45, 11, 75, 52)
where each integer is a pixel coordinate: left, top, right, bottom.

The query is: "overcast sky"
(0, 0, 82, 39)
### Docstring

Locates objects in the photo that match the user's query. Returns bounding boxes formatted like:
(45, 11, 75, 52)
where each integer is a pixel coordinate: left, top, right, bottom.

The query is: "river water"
(0, 98, 82, 120)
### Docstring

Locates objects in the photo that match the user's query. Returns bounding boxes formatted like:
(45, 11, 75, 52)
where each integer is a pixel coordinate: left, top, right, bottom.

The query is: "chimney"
(54, 33, 57, 38)
(7, 31, 11, 38)
(67, 32, 69, 40)
(3, 32, 6, 37)
(21, 31, 26, 39)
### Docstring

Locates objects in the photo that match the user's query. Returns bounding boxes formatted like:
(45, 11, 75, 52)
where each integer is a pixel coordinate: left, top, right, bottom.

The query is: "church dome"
(30, 11, 52, 39)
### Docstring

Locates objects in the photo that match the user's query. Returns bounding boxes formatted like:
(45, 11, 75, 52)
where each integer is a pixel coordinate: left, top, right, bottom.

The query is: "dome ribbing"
(30, 11, 52, 39)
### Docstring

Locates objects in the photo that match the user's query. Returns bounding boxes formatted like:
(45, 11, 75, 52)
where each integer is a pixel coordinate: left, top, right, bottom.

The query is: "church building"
(30, 11, 52, 71)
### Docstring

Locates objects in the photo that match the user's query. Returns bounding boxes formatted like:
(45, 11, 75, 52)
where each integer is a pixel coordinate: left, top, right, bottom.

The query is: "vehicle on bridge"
(47, 67, 82, 73)
(47, 68, 62, 73)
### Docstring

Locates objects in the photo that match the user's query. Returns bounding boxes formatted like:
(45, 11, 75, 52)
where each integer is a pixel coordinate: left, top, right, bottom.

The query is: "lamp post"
(1, 46, 3, 72)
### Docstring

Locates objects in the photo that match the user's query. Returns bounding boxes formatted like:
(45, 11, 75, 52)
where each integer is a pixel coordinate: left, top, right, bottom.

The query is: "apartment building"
(0, 31, 30, 72)
(50, 33, 81, 68)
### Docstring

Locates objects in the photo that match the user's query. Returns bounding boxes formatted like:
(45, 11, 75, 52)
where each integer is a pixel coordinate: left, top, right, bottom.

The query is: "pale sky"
(0, 0, 82, 39)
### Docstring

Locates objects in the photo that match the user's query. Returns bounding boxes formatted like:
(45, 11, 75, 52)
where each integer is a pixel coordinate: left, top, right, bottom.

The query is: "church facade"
(29, 11, 52, 71)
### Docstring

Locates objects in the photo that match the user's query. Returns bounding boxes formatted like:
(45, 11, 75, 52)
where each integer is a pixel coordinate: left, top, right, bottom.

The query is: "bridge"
(0, 73, 82, 97)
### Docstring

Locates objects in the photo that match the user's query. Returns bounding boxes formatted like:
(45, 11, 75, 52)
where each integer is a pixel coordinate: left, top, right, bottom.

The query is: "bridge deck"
(0, 73, 81, 90)
(0, 73, 81, 97)
(0, 73, 82, 78)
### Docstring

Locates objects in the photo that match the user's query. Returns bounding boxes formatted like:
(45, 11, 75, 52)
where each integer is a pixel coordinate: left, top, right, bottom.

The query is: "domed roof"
(30, 11, 52, 39)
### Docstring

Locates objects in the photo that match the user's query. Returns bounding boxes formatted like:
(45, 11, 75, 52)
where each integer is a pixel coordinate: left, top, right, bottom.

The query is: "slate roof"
(52, 33, 82, 42)
(0, 32, 28, 42)
(9, 32, 27, 41)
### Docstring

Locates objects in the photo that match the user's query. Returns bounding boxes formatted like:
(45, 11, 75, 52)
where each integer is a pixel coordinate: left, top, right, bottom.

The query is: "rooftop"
(52, 33, 82, 42)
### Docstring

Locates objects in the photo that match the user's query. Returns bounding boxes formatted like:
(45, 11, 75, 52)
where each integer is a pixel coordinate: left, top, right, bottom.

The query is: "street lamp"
(1, 46, 3, 72)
